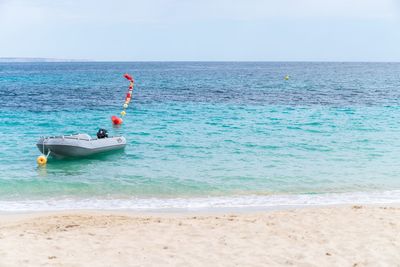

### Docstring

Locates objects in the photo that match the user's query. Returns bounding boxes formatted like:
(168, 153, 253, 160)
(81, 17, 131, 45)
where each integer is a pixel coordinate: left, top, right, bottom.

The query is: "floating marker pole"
(111, 73, 135, 125)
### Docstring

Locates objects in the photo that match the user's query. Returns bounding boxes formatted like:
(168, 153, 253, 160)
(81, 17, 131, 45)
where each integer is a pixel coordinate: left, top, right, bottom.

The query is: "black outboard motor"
(97, 128, 108, 139)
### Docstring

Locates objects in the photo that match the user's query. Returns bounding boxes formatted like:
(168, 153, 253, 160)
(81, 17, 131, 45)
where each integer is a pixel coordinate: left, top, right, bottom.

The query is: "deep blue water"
(1, 62, 400, 210)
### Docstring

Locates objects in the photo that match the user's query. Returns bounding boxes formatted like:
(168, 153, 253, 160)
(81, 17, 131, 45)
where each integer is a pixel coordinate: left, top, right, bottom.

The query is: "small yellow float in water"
(284, 75, 290, 80)
(36, 155, 47, 166)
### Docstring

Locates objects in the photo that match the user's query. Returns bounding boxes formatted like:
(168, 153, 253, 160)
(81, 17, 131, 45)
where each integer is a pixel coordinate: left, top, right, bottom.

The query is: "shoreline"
(0, 205, 399, 266)
(1, 202, 400, 217)
(1, 189, 400, 213)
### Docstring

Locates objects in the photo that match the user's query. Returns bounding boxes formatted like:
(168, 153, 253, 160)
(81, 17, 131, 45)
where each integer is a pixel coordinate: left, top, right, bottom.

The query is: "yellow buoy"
(37, 155, 47, 165)
(284, 75, 290, 80)
(121, 110, 126, 116)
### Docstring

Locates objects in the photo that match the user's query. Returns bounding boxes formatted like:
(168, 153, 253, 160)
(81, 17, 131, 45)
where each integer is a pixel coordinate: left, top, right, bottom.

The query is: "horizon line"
(1, 58, 400, 64)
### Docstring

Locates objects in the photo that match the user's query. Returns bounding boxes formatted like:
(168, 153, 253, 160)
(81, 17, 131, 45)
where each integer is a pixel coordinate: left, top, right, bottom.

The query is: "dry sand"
(0, 205, 399, 267)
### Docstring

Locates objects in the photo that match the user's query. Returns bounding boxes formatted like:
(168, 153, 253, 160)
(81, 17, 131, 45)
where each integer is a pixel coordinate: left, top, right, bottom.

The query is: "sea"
(1, 62, 400, 212)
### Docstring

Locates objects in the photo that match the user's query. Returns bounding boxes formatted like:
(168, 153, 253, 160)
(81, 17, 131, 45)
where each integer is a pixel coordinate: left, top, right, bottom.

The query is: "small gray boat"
(37, 129, 126, 158)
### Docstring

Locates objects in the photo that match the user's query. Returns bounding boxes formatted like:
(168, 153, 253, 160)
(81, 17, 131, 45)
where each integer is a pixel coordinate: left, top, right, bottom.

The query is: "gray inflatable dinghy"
(37, 130, 126, 158)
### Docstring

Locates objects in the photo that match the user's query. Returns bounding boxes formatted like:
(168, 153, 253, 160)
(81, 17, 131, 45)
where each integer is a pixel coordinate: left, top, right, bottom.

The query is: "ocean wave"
(1, 190, 400, 212)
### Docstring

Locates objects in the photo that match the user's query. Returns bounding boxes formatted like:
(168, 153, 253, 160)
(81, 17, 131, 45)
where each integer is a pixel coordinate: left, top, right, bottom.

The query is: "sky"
(0, 0, 399, 61)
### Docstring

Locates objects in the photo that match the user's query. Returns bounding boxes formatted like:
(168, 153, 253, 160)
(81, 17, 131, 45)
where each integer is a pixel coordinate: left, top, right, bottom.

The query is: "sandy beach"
(0, 205, 399, 267)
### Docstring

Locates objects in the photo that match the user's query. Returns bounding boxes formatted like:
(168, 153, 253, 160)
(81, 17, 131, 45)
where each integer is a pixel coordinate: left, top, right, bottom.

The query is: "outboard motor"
(97, 128, 108, 139)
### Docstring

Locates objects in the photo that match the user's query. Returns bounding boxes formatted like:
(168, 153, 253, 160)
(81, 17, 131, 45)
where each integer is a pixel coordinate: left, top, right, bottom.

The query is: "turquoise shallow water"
(1, 62, 400, 210)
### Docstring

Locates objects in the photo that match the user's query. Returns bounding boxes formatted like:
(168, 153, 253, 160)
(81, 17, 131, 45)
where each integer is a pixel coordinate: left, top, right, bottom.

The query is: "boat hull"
(36, 134, 126, 158)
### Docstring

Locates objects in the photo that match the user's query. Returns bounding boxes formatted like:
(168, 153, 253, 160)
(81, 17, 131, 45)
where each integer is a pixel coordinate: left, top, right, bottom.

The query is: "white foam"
(1, 190, 400, 212)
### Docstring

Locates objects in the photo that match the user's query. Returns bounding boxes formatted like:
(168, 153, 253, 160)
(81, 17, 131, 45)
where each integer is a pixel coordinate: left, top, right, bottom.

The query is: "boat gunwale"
(38, 134, 124, 142)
